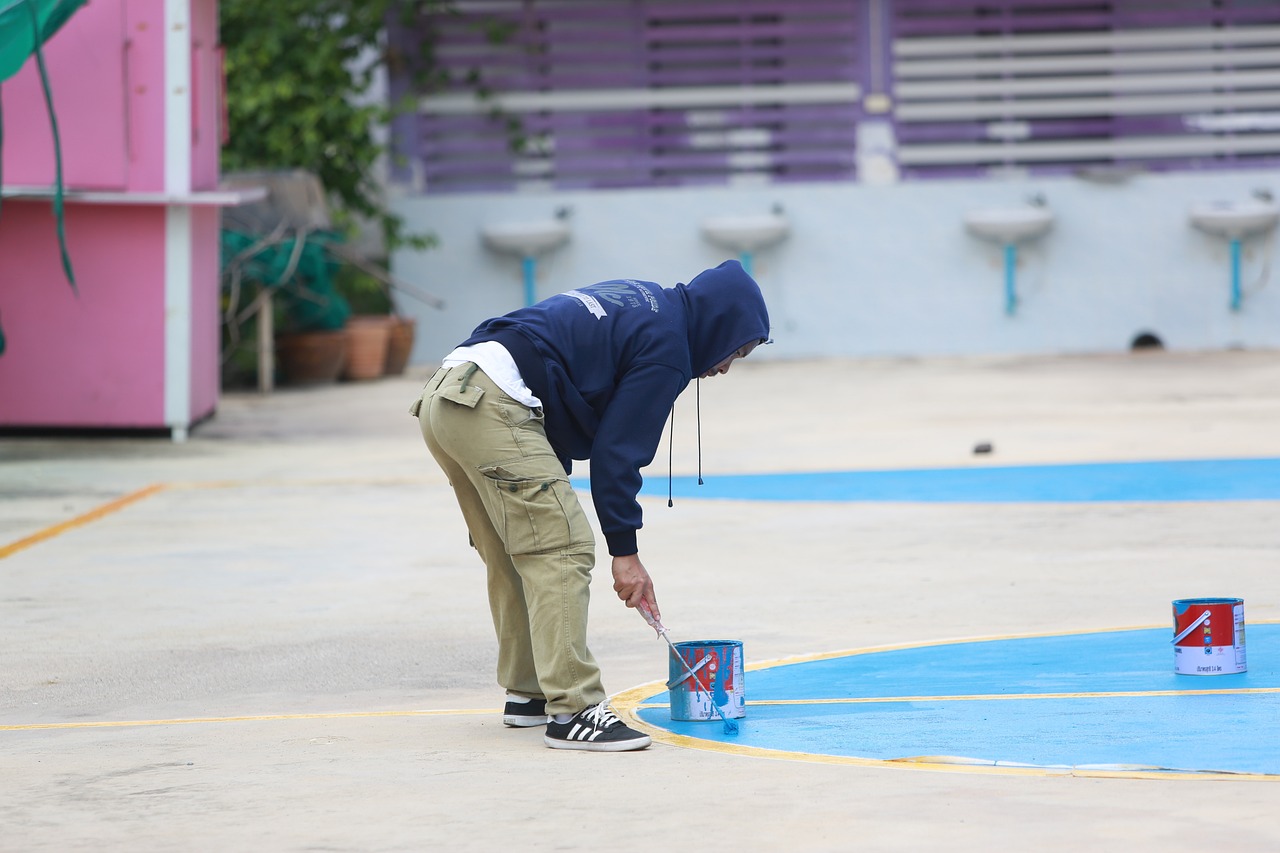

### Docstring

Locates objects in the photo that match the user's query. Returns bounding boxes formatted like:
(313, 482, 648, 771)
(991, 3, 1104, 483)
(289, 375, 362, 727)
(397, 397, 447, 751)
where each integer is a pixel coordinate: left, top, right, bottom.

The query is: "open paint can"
(1172, 598, 1246, 675)
(668, 640, 746, 722)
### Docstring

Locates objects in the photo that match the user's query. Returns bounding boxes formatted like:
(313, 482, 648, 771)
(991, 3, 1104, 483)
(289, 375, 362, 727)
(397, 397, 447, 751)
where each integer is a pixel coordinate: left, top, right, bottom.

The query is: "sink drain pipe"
(1229, 238, 1243, 312)
(1003, 243, 1019, 316)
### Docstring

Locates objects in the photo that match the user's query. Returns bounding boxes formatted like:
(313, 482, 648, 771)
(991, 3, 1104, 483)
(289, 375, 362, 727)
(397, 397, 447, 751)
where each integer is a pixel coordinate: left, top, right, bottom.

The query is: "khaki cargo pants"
(412, 363, 606, 716)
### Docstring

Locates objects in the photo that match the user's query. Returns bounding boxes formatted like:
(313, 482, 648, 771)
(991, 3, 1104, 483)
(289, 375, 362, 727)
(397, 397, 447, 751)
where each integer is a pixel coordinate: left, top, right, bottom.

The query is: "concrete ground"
(3, 349, 1279, 852)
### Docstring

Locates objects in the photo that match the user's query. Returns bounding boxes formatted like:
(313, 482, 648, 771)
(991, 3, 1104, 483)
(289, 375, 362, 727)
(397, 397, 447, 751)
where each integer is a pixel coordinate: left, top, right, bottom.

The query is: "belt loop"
(458, 362, 480, 392)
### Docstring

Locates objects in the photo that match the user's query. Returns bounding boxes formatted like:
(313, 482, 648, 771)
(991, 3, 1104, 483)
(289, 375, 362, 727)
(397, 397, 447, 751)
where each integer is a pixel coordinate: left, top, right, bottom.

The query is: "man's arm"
(588, 363, 686, 557)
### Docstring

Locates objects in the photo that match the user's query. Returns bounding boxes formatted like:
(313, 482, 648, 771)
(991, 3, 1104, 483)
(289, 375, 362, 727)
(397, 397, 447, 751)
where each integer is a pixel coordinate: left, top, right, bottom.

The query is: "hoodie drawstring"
(668, 380, 706, 508)
(667, 405, 675, 508)
(696, 378, 704, 485)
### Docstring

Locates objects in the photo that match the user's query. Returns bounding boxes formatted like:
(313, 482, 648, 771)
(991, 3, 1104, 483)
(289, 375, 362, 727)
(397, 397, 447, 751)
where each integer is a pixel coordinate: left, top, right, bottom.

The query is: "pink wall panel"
(188, 205, 221, 420)
(1, 1, 229, 432)
(0, 203, 167, 427)
(0, 0, 129, 190)
(123, 0, 166, 192)
(190, 0, 221, 190)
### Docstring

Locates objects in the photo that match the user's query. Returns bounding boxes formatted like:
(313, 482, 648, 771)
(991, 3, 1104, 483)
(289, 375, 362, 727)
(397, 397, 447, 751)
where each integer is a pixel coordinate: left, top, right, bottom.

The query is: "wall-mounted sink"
(1189, 199, 1280, 240)
(962, 204, 1054, 316)
(1188, 198, 1280, 312)
(481, 220, 571, 257)
(701, 213, 789, 276)
(481, 219, 571, 306)
(701, 213, 790, 254)
(963, 206, 1054, 244)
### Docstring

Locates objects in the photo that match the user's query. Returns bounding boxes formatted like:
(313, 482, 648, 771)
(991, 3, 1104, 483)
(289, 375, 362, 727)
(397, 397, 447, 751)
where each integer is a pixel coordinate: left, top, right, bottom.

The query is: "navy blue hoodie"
(458, 260, 771, 556)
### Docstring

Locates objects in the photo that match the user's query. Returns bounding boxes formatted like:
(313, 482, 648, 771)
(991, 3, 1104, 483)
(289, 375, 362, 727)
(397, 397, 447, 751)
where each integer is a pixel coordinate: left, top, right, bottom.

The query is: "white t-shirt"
(442, 341, 542, 408)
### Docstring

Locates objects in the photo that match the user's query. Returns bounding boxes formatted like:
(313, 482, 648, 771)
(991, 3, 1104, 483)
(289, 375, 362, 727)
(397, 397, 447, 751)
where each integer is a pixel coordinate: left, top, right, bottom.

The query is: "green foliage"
(220, 0, 447, 251)
(334, 264, 394, 315)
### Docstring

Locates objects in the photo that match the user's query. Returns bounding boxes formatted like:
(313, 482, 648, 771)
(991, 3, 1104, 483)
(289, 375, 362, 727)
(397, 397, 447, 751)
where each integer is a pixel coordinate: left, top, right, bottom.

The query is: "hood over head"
(671, 260, 771, 377)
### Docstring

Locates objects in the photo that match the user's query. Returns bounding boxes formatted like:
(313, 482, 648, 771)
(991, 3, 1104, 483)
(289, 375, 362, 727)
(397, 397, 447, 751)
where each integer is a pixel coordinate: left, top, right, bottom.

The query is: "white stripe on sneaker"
(543, 702, 651, 751)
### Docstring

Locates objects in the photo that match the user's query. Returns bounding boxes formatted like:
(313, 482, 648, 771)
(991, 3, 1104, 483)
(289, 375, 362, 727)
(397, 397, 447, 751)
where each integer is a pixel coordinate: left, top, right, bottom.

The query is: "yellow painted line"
(613, 624, 1280, 782)
(0, 708, 496, 732)
(0, 476, 438, 560)
(615, 680, 1279, 782)
(0, 483, 168, 560)
(634, 685, 1280, 707)
(737, 622, 1242, 672)
(741, 619, 1280, 672)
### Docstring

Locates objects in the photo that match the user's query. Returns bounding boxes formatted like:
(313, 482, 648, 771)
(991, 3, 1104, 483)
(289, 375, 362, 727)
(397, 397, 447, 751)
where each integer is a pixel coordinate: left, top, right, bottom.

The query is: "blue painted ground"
(617, 457, 1280, 503)
(635, 625, 1280, 775)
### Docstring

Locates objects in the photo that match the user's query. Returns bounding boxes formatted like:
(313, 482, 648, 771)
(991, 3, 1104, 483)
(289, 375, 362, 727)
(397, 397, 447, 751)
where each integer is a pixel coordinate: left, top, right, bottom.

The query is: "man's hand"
(611, 553, 659, 622)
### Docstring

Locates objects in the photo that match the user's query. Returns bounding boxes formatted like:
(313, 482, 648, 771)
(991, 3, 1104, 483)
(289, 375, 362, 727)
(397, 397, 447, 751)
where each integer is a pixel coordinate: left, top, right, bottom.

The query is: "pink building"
(0, 0, 256, 439)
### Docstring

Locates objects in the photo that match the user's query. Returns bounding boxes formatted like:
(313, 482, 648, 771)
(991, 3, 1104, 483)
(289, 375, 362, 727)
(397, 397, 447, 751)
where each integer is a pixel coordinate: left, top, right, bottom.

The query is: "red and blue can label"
(668, 640, 746, 721)
(1172, 598, 1246, 675)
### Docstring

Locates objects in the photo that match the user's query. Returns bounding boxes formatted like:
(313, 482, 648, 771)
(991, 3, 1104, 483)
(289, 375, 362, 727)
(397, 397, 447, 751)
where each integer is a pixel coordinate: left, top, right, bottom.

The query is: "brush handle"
(637, 600, 668, 636)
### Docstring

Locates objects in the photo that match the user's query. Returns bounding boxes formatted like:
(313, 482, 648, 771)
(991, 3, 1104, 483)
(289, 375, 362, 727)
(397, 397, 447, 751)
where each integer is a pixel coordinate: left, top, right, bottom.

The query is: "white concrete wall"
(390, 168, 1280, 364)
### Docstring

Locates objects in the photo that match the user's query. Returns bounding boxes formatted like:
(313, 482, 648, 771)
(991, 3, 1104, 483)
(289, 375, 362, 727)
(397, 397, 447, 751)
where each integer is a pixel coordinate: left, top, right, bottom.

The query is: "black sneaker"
(544, 703, 651, 752)
(503, 697, 549, 728)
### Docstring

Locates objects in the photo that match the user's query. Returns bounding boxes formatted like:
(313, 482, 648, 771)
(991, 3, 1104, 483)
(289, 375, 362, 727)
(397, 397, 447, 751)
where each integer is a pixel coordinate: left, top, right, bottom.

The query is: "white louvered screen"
(892, 2, 1280, 177)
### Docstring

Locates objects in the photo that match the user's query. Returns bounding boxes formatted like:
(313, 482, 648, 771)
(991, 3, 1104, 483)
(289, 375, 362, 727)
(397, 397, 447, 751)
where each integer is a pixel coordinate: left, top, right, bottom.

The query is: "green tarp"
(0, 0, 85, 80)
(0, 0, 87, 355)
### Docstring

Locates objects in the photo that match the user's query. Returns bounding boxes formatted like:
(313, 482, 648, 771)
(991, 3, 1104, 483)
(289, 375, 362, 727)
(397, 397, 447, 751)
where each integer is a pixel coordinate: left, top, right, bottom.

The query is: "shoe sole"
(543, 734, 652, 752)
(502, 715, 550, 728)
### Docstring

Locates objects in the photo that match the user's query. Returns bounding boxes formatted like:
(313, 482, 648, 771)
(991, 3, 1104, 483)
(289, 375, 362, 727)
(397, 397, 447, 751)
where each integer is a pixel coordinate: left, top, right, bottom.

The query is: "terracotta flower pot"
(342, 316, 392, 381)
(384, 316, 416, 376)
(276, 330, 347, 386)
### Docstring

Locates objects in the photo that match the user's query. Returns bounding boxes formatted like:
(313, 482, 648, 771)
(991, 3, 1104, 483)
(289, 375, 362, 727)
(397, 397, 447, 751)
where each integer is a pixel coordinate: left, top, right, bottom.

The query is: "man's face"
(699, 340, 760, 379)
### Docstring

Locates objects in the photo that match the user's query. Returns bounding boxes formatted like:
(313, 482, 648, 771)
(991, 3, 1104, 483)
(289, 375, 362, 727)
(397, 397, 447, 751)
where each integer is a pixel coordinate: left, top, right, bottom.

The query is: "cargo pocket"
(479, 457, 593, 555)
(409, 367, 451, 417)
(434, 376, 485, 409)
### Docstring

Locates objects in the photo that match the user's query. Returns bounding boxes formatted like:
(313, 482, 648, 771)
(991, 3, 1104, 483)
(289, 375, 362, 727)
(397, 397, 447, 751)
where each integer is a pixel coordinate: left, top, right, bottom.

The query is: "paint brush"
(637, 602, 740, 736)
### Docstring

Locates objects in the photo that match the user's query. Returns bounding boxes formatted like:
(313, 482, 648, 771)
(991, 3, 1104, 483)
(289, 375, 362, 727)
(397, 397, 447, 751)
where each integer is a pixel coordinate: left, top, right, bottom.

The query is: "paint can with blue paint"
(1172, 598, 1246, 675)
(667, 640, 746, 721)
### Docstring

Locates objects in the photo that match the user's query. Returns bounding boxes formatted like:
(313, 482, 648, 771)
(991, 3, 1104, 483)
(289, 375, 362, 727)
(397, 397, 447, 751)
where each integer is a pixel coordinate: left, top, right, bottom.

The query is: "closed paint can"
(668, 640, 746, 722)
(1172, 598, 1246, 675)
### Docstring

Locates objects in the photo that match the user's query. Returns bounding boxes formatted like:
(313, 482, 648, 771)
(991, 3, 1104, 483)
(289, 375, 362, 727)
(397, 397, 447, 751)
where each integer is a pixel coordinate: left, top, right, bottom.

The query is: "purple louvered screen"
(388, 0, 868, 193)
(892, 0, 1280, 178)
(387, 1, 1280, 193)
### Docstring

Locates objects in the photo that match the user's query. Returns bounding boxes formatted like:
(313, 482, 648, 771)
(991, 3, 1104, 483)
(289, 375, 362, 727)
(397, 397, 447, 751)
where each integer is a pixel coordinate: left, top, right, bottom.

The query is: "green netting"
(220, 229, 351, 333)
